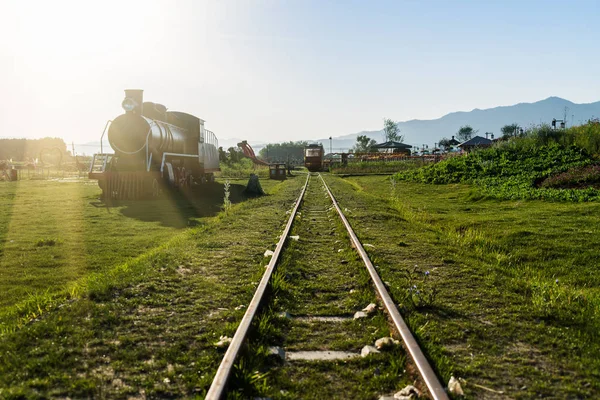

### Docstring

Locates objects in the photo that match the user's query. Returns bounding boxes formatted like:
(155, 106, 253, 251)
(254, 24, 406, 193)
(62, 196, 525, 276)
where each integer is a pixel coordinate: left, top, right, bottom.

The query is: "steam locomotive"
(89, 90, 219, 199)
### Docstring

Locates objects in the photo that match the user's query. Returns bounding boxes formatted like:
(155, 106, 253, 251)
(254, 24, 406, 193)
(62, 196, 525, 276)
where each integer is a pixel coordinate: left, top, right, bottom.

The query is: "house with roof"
(372, 140, 413, 155)
(438, 135, 462, 153)
(458, 136, 493, 152)
(447, 136, 461, 147)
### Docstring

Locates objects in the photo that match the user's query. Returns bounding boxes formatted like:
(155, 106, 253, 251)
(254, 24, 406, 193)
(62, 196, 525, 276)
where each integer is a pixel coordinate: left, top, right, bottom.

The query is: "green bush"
(564, 122, 600, 154)
(395, 141, 600, 201)
(217, 158, 270, 179)
(35, 238, 58, 247)
(523, 121, 600, 153)
(540, 165, 600, 189)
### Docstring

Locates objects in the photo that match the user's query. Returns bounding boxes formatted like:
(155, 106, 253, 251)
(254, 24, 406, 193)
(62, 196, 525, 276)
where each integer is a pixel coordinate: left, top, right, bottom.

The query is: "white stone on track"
(286, 351, 360, 361)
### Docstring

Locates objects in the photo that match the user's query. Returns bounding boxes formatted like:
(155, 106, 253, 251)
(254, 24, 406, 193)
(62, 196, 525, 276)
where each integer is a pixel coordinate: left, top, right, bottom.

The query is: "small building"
(458, 136, 493, 152)
(447, 136, 461, 147)
(372, 141, 413, 155)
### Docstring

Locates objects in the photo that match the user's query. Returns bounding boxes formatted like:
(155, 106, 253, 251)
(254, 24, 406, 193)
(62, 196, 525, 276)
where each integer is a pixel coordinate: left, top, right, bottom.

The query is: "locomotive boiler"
(89, 90, 220, 199)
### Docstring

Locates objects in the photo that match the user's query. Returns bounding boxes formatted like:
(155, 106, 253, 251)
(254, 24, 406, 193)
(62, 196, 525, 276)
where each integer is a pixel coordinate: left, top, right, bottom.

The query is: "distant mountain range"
(313, 97, 600, 151)
(75, 97, 600, 155)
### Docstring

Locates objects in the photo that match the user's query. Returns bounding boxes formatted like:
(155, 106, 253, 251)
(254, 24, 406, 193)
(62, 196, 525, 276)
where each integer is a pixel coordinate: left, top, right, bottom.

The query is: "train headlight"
(122, 97, 138, 112)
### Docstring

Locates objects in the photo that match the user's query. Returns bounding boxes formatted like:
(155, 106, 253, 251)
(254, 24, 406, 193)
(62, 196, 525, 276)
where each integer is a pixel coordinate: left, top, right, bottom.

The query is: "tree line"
(0, 138, 68, 162)
(257, 141, 309, 164)
(217, 141, 311, 166)
(218, 146, 245, 165)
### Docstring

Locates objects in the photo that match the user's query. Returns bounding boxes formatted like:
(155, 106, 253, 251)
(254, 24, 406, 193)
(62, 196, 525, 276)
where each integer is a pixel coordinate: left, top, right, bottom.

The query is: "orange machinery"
(237, 141, 269, 166)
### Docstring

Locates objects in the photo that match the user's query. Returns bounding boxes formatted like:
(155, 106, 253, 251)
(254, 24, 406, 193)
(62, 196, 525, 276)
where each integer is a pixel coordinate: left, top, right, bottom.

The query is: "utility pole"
(72, 142, 75, 156)
(329, 136, 332, 155)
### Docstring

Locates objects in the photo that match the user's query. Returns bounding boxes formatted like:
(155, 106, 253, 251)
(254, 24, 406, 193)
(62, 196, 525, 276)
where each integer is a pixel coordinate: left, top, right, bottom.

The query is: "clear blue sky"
(1, 0, 599, 147)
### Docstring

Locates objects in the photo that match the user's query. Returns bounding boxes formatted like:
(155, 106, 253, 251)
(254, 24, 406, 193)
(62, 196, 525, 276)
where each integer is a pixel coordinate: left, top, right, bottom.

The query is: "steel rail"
(205, 173, 311, 400)
(318, 174, 449, 400)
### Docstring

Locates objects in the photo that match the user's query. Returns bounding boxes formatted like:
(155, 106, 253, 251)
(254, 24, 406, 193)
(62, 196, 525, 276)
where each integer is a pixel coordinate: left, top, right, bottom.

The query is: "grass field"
(324, 175, 600, 398)
(216, 158, 271, 179)
(2, 173, 599, 398)
(0, 175, 305, 398)
(0, 177, 280, 331)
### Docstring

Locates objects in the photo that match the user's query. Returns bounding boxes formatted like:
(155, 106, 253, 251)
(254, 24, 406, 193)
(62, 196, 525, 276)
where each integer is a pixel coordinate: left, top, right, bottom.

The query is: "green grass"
(217, 158, 270, 179)
(0, 180, 180, 319)
(331, 160, 423, 175)
(0, 176, 305, 398)
(396, 142, 600, 201)
(4, 172, 598, 398)
(0, 178, 280, 329)
(323, 174, 600, 398)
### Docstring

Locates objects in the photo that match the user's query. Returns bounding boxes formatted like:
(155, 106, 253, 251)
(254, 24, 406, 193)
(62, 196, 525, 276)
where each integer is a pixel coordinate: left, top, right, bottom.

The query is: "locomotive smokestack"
(123, 89, 144, 115)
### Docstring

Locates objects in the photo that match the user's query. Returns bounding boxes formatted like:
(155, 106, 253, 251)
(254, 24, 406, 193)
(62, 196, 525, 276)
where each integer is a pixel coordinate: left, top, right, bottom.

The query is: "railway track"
(206, 173, 448, 399)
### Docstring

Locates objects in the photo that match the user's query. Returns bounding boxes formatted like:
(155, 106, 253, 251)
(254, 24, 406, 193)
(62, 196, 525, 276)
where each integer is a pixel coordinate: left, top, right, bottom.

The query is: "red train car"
(304, 144, 324, 172)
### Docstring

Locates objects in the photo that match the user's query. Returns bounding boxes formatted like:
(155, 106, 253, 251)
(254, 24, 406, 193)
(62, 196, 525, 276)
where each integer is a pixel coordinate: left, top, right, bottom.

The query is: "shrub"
(35, 238, 58, 247)
(395, 142, 600, 201)
(524, 121, 600, 154)
(540, 165, 600, 189)
(217, 158, 270, 179)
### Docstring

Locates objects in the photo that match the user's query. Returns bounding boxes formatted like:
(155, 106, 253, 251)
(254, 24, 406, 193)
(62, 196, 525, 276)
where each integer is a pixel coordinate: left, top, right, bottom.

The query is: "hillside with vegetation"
(395, 123, 600, 201)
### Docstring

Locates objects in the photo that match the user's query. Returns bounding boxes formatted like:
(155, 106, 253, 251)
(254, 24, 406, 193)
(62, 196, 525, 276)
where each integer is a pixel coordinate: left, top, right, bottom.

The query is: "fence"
(345, 153, 446, 163)
(0, 161, 91, 181)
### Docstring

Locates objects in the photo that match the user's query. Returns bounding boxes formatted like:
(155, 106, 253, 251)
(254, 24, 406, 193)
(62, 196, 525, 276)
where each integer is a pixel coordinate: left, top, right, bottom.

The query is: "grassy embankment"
(397, 133, 600, 201)
(0, 175, 304, 398)
(323, 174, 600, 398)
